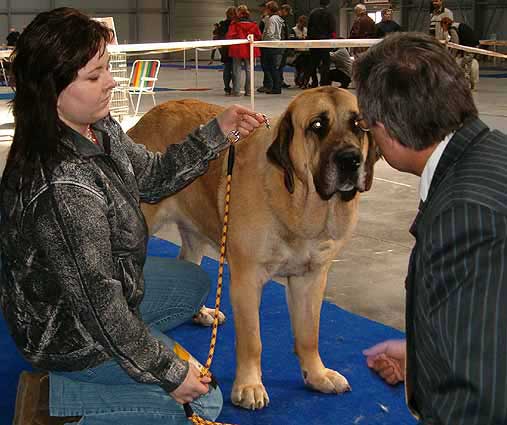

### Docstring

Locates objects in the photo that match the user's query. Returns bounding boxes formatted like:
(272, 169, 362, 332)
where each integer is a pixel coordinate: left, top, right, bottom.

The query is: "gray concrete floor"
(1, 61, 505, 331)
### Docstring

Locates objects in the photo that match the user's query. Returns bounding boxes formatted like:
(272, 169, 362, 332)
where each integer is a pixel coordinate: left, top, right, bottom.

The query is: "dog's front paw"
(304, 368, 351, 394)
(192, 305, 226, 327)
(231, 382, 270, 410)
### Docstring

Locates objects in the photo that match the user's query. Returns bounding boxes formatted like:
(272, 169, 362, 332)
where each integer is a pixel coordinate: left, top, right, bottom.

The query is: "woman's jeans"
(232, 57, 251, 95)
(49, 256, 223, 425)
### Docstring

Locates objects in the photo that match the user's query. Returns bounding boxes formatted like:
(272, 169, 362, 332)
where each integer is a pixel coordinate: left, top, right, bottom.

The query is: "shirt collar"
(419, 132, 454, 202)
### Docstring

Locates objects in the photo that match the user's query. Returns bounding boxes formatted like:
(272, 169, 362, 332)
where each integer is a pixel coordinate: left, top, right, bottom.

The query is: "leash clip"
(226, 129, 241, 145)
(262, 114, 271, 129)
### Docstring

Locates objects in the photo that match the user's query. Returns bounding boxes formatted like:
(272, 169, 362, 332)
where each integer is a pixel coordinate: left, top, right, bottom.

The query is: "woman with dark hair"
(0, 7, 264, 425)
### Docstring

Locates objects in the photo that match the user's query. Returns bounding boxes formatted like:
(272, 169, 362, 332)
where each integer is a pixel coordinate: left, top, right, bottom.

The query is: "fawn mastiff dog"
(128, 87, 378, 410)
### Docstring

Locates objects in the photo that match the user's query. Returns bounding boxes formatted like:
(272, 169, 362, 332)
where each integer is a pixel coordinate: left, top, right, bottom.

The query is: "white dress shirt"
(419, 132, 454, 202)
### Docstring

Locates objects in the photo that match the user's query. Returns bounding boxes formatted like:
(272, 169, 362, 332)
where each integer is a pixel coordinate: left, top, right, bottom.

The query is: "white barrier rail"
(107, 37, 507, 110)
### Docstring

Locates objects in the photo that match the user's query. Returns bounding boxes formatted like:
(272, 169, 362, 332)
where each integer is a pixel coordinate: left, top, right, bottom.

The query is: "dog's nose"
(335, 149, 361, 174)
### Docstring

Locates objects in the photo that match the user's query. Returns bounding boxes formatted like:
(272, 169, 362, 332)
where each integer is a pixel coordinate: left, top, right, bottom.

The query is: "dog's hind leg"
(177, 225, 206, 264)
(178, 225, 226, 326)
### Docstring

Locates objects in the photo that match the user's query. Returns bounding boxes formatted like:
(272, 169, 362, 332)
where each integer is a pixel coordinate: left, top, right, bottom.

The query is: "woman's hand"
(216, 104, 267, 141)
(170, 363, 212, 404)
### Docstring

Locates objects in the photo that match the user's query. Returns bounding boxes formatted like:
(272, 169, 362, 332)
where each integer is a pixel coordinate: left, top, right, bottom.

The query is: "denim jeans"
(49, 256, 223, 425)
(263, 49, 283, 93)
(223, 61, 233, 93)
(232, 58, 251, 95)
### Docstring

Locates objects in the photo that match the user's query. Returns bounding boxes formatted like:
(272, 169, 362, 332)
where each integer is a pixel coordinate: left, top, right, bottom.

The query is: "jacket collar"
(409, 118, 489, 237)
(60, 118, 111, 158)
(420, 117, 489, 215)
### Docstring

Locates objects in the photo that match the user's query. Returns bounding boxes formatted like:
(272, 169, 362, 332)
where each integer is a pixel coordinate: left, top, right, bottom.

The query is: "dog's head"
(267, 87, 379, 202)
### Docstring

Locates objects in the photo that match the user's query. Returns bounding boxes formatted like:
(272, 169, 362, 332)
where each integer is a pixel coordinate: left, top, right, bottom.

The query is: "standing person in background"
(291, 15, 315, 88)
(257, 1, 271, 93)
(226, 4, 262, 96)
(429, 0, 453, 41)
(375, 8, 401, 37)
(349, 3, 376, 57)
(260, 1, 285, 94)
(278, 4, 293, 89)
(1, 7, 266, 425)
(6, 27, 20, 46)
(218, 6, 237, 96)
(357, 32, 507, 424)
(440, 17, 481, 89)
(307, 0, 336, 87)
(208, 23, 220, 64)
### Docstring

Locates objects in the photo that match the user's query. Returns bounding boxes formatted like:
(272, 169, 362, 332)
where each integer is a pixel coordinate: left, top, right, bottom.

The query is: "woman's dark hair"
(6, 7, 112, 176)
(353, 32, 478, 150)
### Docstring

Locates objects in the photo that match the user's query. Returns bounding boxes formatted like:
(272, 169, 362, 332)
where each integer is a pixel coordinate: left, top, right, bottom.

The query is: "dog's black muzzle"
(334, 148, 361, 202)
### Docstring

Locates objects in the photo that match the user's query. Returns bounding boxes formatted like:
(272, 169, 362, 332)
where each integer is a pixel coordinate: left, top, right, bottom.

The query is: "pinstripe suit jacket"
(405, 118, 507, 424)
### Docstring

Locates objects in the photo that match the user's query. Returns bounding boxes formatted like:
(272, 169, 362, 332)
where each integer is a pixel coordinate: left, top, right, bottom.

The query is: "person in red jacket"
(226, 4, 262, 96)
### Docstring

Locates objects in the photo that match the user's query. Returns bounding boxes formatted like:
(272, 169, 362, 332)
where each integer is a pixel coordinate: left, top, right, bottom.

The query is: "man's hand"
(363, 339, 406, 385)
(216, 104, 267, 140)
(170, 363, 212, 404)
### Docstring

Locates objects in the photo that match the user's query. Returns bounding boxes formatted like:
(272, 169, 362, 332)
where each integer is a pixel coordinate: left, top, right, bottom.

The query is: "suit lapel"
(424, 119, 489, 212)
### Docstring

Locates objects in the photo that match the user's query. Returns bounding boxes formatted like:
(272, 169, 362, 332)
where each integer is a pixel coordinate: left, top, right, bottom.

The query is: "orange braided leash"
(185, 143, 238, 425)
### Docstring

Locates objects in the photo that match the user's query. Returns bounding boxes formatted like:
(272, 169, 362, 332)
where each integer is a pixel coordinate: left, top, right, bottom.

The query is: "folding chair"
(128, 59, 161, 115)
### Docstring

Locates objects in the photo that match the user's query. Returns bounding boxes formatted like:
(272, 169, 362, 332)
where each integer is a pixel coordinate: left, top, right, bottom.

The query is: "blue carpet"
(480, 73, 507, 78)
(0, 92, 14, 100)
(0, 236, 416, 425)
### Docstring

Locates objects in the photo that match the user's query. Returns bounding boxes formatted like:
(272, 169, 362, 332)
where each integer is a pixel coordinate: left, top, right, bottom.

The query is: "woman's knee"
(192, 385, 223, 421)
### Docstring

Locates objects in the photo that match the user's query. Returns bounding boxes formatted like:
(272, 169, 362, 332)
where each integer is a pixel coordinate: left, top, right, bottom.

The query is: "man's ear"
(267, 111, 295, 193)
(363, 131, 380, 192)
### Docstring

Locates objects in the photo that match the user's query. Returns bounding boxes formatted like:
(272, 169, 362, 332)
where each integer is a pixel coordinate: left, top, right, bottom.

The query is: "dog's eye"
(311, 120, 323, 131)
(307, 115, 329, 139)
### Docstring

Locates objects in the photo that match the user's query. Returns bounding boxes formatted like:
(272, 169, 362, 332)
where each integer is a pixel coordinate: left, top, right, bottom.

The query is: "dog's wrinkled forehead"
(290, 88, 360, 135)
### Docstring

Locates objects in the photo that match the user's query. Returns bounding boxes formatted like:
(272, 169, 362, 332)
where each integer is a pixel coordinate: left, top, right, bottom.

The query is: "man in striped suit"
(354, 32, 507, 424)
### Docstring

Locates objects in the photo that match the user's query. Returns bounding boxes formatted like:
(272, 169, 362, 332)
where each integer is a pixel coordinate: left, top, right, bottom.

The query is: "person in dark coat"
(217, 6, 237, 95)
(375, 8, 401, 37)
(307, 0, 336, 87)
(6, 27, 20, 46)
(357, 32, 507, 425)
(349, 3, 376, 57)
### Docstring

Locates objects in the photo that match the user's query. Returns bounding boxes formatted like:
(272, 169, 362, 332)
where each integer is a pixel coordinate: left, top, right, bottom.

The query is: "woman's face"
(57, 46, 116, 134)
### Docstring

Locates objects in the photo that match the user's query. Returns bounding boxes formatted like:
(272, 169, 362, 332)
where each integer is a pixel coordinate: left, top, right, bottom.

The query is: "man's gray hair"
(353, 32, 478, 150)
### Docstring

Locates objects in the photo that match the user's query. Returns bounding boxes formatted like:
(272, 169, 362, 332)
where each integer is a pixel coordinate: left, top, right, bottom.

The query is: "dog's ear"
(267, 111, 295, 193)
(363, 131, 381, 192)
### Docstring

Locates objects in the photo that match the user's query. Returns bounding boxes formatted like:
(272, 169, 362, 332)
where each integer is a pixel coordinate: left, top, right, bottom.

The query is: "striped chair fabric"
(128, 59, 161, 115)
